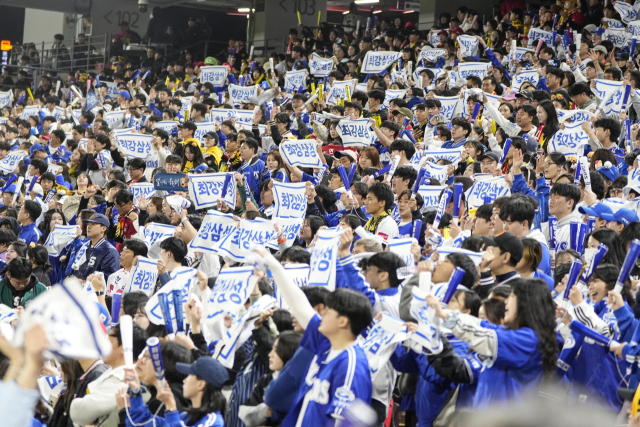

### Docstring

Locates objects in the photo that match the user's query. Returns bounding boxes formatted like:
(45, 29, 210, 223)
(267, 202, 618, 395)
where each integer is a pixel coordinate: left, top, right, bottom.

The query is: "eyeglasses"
(451, 125, 462, 130)
(610, 188, 624, 196)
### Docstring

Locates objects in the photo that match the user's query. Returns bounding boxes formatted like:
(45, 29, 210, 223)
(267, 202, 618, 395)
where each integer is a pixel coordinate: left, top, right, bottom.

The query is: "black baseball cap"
(478, 152, 499, 163)
(516, 90, 534, 101)
(180, 121, 197, 132)
(485, 232, 524, 264)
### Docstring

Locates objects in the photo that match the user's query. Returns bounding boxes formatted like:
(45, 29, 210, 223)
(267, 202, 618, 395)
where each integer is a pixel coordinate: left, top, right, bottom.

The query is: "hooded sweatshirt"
(0, 274, 47, 308)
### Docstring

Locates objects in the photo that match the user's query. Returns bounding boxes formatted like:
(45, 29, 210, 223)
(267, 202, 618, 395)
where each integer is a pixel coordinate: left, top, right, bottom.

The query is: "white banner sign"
(102, 81, 121, 100)
(514, 47, 535, 62)
(266, 217, 303, 251)
(103, 111, 125, 128)
(279, 140, 323, 168)
(194, 122, 217, 143)
(126, 256, 158, 296)
(210, 108, 254, 124)
(384, 89, 407, 107)
(154, 121, 179, 133)
(360, 313, 407, 380)
(604, 18, 625, 29)
(424, 147, 465, 163)
(594, 79, 625, 116)
(271, 263, 310, 308)
(606, 28, 629, 48)
(629, 21, 640, 38)
(361, 51, 401, 74)
(326, 79, 357, 106)
(512, 70, 540, 91)
(435, 96, 459, 122)
(189, 210, 238, 253)
(457, 62, 490, 80)
(284, 70, 307, 92)
(0, 150, 26, 174)
(199, 66, 228, 87)
(527, 28, 553, 47)
(188, 172, 236, 209)
(204, 266, 255, 324)
(614, 1, 639, 24)
(229, 84, 258, 106)
(465, 175, 511, 209)
(217, 218, 276, 262)
(547, 121, 589, 156)
(115, 133, 153, 159)
(0, 90, 12, 108)
(309, 53, 334, 77)
(272, 181, 307, 219)
(418, 48, 446, 64)
(20, 105, 40, 121)
(308, 228, 345, 290)
(144, 222, 176, 251)
(417, 185, 449, 208)
(130, 182, 156, 200)
(457, 35, 479, 58)
(336, 118, 374, 148)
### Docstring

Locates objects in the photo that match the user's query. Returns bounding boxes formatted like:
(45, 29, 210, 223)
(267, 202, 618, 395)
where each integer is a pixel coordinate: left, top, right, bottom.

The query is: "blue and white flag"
(604, 18, 625, 29)
(514, 47, 535, 62)
(217, 218, 276, 262)
(606, 28, 629, 48)
(154, 121, 179, 133)
(527, 28, 553, 47)
(387, 238, 416, 267)
(428, 68, 445, 82)
(418, 48, 446, 64)
(309, 53, 334, 77)
(284, 70, 307, 92)
(103, 111, 125, 128)
(200, 66, 228, 87)
(457, 35, 479, 58)
(512, 70, 540, 91)
(594, 79, 624, 115)
(189, 210, 238, 253)
(465, 175, 511, 209)
(384, 89, 407, 107)
(429, 32, 440, 45)
(547, 121, 589, 156)
(130, 182, 156, 200)
(272, 181, 307, 219)
(145, 267, 197, 327)
(0, 305, 17, 324)
(336, 118, 374, 148)
(326, 79, 357, 106)
(96, 149, 114, 171)
(213, 295, 277, 368)
(13, 279, 113, 359)
(424, 147, 465, 163)
(20, 105, 40, 121)
(229, 84, 258, 106)
(236, 121, 267, 136)
(417, 185, 448, 208)
(84, 88, 100, 113)
(266, 217, 303, 251)
(126, 256, 158, 296)
(435, 96, 459, 122)
(188, 172, 236, 210)
(43, 225, 78, 257)
(614, 1, 639, 24)
(457, 62, 490, 80)
(115, 133, 153, 159)
(210, 108, 254, 124)
(0, 150, 26, 175)
(0, 90, 12, 108)
(194, 122, 217, 143)
(409, 287, 443, 354)
(203, 266, 255, 325)
(360, 313, 407, 380)
(38, 376, 64, 404)
(309, 228, 346, 290)
(355, 82, 368, 93)
(270, 263, 309, 308)
(279, 139, 323, 168)
(361, 51, 401, 74)
(557, 109, 595, 124)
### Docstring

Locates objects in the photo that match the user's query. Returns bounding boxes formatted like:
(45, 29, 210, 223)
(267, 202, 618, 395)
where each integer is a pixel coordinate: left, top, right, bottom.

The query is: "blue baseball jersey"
(282, 314, 372, 427)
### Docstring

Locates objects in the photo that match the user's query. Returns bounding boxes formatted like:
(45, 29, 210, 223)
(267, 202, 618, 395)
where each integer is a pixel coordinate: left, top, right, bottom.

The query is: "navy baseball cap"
(600, 208, 639, 226)
(578, 202, 613, 218)
(83, 213, 110, 227)
(30, 143, 45, 157)
(176, 357, 228, 389)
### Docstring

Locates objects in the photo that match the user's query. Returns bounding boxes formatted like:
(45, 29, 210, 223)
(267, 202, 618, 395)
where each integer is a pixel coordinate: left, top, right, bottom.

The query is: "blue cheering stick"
(609, 239, 640, 308)
(363, 74, 371, 83)
(221, 174, 232, 199)
(532, 14, 538, 26)
(398, 58, 402, 70)
(218, 92, 223, 104)
(471, 103, 481, 122)
(551, 30, 558, 50)
(172, 289, 185, 333)
(627, 120, 633, 154)
(131, 70, 142, 81)
(337, 165, 353, 200)
(569, 320, 620, 349)
(578, 243, 608, 289)
(16, 94, 24, 105)
(442, 267, 466, 304)
(569, 222, 579, 250)
(549, 215, 558, 258)
(561, 259, 584, 308)
(577, 223, 587, 253)
(348, 163, 357, 184)
(141, 70, 150, 81)
(574, 157, 582, 186)
(157, 293, 175, 335)
(231, 48, 236, 57)
(452, 182, 463, 224)
(1, 174, 17, 192)
(412, 167, 426, 199)
(147, 337, 166, 389)
(499, 138, 512, 169)
(404, 128, 417, 144)
(314, 164, 329, 185)
(250, 61, 256, 74)
(386, 155, 401, 183)
(623, 84, 632, 112)
(586, 216, 596, 236)
(111, 292, 122, 324)
(401, 117, 410, 134)
(239, 75, 244, 86)
(433, 188, 453, 229)
(371, 163, 392, 179)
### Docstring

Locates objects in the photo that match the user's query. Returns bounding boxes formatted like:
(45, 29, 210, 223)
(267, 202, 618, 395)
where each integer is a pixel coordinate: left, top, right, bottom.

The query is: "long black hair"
(590, 263, 635, 306)
(508, 278, 558, 376)
(589, 228, 625, 269)
(186, 380, 226, 426)
(38, 208, 67, 244)
(537, 100, 560, 143)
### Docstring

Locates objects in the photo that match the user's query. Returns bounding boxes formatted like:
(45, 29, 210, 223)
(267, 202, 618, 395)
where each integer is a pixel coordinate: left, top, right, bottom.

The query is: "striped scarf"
(365, 210, 390, 234)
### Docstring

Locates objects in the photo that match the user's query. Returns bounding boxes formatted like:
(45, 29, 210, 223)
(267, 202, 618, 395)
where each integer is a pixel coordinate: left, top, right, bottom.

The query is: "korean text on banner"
(188, 172, 236, 210)
(199, 66, 228, 87)
(279, 139, 323, 168)
(272, 181, 308, 219)
(115, 133, 153, 159)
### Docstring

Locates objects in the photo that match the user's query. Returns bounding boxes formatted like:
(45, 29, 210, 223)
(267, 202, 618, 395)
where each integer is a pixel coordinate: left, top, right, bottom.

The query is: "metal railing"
(10, 34, 111, 74)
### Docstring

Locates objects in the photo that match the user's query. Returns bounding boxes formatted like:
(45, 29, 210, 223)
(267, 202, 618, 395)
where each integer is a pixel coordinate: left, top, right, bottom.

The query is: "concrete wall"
(23, 8, 65, 45)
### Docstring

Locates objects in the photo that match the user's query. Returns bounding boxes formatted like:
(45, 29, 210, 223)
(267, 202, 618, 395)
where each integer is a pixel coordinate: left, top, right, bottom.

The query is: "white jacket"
(69, 366, 126, 427)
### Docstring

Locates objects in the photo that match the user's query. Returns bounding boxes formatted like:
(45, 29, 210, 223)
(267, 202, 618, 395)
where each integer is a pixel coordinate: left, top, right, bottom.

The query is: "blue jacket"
(72, 238, 120, 281)
(19, 223, 41, 247)
(125, 394, 224, 427)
